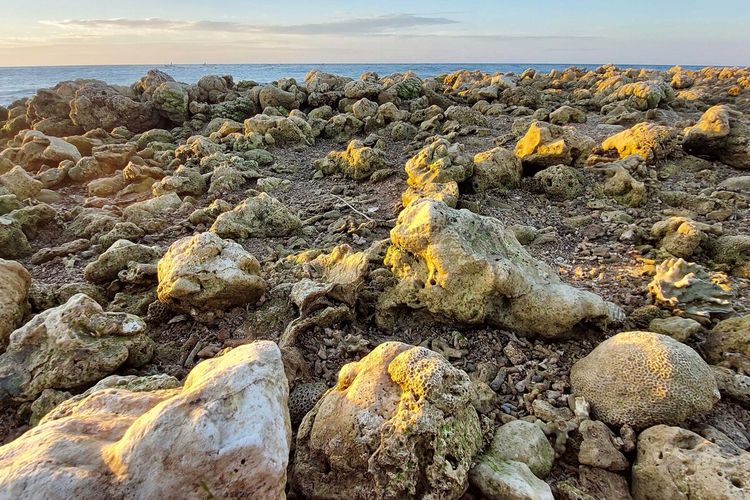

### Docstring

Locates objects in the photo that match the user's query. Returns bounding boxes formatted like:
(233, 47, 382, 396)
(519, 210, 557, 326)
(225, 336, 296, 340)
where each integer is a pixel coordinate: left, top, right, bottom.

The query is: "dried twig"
(330, 194, 377, 221)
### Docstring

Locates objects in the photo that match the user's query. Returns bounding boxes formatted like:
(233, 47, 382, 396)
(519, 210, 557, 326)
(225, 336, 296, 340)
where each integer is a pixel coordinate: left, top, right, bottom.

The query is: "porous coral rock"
(0, 258, 30, 348)
(403, 138, 473, 208)
(650, 216, 720, 259)
(0, 341, 291, 500)
(704, 314, 750, 367)
(282, 244, 368, 348)
(682, 104, 750, 169)
(591, 155, 647, 207)
(292, 341, 481, 499)
(313, 139, 386, 181)
(156, 232, 266, 317)
(0, 166, 42, 200)
(210, 192, 301, 239)
(533, 164, 585, 200)
(470, 147, 522, 191)
(69, 80, 160, 133)
(83, 239, 161, 284)
(0, 293, 154, 402)
(600, 122, 677, 162)
(514, 121, 595, 171)
(632, 425, 750, 499)
(244, 114, 313, 146)
(603, 81, 674, 111)
(570, 331, 720, 430)
(122, 192, 183, 233)
(378, 199, 622, 338)
(647, 258, 734, 321)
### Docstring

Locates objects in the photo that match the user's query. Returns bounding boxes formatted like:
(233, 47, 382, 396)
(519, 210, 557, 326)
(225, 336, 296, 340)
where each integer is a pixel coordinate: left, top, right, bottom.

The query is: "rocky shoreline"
(0, 64, 748, 498)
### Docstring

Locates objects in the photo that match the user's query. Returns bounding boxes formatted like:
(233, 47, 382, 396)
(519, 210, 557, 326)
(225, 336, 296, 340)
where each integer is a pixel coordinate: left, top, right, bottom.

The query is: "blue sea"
(0, 63, 704, 106)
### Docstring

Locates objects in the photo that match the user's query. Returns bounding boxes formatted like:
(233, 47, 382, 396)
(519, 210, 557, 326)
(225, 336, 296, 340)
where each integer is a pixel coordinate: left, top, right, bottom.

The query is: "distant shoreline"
(0, 62, 716, 106)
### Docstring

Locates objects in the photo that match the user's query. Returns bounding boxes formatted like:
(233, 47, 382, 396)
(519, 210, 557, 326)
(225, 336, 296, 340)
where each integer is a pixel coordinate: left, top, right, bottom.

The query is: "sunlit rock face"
(600, 122, 677, 163)
(514, 120, 595, 171)
(0, 258, 30, 348)
(682, 104, 750, 170)
(156, 231, 266, 317)
(292, 341, 482, 499)
(402, 138, 473, 208)
(377, 199, 621, 338)
(0, 293, 154, 403)
(571, 331, 719, 430)
(0, 341, 291, 500)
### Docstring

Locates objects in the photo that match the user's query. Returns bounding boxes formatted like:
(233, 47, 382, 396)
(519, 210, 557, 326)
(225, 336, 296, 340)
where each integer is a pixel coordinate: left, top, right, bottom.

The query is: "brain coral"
(570, 331, 719, 429)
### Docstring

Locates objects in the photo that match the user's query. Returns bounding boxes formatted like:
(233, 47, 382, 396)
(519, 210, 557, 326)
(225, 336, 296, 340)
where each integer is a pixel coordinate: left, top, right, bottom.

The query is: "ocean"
(0, 63, 704, 106)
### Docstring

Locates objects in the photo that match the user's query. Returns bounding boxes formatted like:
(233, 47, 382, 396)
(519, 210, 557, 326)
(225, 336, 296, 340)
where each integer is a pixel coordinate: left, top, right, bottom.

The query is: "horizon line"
(0, 61, 745, 70)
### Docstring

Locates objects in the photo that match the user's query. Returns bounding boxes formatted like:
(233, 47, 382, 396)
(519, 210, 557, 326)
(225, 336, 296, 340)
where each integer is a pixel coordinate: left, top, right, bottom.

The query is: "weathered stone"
(0, 294, 154, 402)
(83, 239, 161, 284)
(0, 341, 291, 499)
(0, 258, 30, 348)
(683, 105, 750, 169)
(157, 232, 266, 317)
(292, 341, 481, 499)
(601, 122, 677, 162)
(632, 425, 750, 499)
(211, 193, 300, 239)
(378, 199, 622, 338)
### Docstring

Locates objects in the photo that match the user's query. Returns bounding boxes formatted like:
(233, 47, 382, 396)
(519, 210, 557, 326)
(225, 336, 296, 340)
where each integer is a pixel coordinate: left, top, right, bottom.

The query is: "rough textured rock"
(403, 138, 473, 208)
(157, 232, 266, 317)
(604, 81, 674, 110)
(484, 420, 555, 478)
(577, 419, 629, 471)
(0, 166, 43, 200)
(514, 121, 595, 170)
(471, 147, 522, 191)
(0, 294, 154, 402)
(601, 122, 677, 162)
(704, 314, 750, 365)
(594, 156, 646, 207)
(648, 316, 703, 343)
(469, 458, 554, 500)
(632, 425, 750, 499)
(292, 341, 482, 499)
(648, 258, 734, 321)
(571, 331, 720, 430)
(534, 164, 585, 200)
(682, 104, 750, 169)
(244, 114, 313, 146)
(0, 341, 291, 500)
(378, 199, 622, 338)
(69, 81, 160, 133)
(83, 239, 161, 284)
(211, 193, 301, 239)
(0, 258, 30, 348)
(314, 139, 386, 181)
(151, 81, 189, 123)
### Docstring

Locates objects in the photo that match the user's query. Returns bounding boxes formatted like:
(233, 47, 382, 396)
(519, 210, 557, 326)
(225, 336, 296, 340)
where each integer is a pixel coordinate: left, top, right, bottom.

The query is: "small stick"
(330, 194, 376, 221)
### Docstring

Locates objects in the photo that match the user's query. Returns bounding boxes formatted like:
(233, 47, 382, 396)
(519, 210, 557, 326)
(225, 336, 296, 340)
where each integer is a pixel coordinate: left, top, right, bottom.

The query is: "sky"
(0, 0, 748, 67)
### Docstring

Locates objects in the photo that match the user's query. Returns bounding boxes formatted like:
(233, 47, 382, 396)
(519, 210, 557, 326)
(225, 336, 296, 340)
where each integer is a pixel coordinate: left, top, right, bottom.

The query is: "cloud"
(41, 14, 459, 36)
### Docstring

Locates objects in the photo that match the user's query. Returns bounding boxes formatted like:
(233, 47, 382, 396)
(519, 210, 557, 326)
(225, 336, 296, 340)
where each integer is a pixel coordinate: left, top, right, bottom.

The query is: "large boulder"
(378, 199, 622, 338)
(682, 104, 750, 169)
(603, 81, 674, 111)
(514, 121, 595, 171)
(632, 425, 750, 499)
(0, 294, 154, 402)
(0, 258, 30, 348)
(292, 341, 482, 499)
(69, 81, 160, 133)
(571, 331, 720, 430)
(0, 341, 291, 499)
(151, 81, 189, 124)
(156, 232, 266, 317)
(601, 122, 677, 163)
(210, 193, 301, 239)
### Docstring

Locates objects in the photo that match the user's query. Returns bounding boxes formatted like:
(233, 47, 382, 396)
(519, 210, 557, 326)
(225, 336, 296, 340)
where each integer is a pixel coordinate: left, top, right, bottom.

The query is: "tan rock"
(0, 341, 291, 499)
(0, 258, 30, 347)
